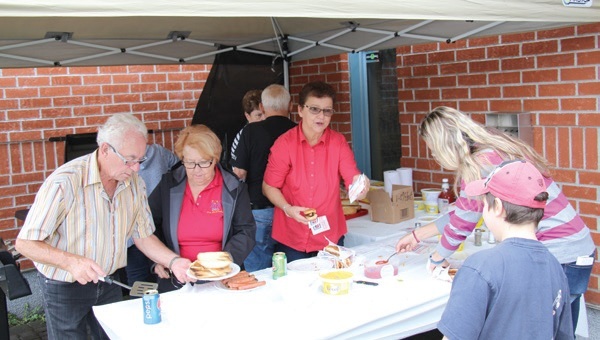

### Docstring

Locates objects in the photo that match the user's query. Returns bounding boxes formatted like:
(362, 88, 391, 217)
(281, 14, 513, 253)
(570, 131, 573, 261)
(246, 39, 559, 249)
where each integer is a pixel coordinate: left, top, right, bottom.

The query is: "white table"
(94, 237, 493, 340)
(345, 206, 442, 248)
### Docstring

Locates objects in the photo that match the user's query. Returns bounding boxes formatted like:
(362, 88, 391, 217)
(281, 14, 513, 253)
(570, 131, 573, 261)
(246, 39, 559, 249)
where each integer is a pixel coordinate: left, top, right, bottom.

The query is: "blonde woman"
(395, 106, 593, 332)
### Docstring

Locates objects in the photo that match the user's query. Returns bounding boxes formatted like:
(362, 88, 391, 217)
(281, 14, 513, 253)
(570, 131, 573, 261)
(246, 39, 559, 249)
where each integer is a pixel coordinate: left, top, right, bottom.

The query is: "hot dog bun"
(190, 251, 233, 278)
(304, 209, 317, 221)
(324, 245, 340, 257)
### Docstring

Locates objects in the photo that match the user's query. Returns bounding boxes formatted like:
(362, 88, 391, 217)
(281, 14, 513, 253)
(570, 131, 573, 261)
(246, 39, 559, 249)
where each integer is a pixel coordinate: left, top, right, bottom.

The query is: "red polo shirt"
(178, 167, 224, 261)
(264, 122, 360, 252)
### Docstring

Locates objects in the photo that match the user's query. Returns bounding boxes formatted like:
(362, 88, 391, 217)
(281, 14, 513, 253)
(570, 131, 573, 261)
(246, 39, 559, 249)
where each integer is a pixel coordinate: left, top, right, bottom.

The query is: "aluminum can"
(474, 229, 482, 246)
(142, 289, 161, 324)
(272, 252, 287, 280)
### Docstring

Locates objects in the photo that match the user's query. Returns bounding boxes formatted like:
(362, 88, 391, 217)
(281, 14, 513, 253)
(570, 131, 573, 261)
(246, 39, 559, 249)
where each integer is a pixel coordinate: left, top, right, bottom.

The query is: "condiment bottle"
(438, 178, 455, 213)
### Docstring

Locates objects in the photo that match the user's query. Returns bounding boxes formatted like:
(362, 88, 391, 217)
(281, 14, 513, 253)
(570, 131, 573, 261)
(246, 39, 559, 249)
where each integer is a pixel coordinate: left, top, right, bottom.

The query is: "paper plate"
(288, 258, 334, 271)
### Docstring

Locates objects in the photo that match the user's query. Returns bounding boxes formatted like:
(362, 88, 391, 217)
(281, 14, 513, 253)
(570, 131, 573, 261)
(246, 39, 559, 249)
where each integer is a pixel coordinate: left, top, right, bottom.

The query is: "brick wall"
(395, 23, 600, 304)
(0, 64, 210, 248)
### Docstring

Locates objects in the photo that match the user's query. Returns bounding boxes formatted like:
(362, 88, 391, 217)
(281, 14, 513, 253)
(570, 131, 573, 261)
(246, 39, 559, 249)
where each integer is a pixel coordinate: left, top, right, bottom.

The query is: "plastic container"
(319, 270, 354, 295)
(363, 256, 399, 279)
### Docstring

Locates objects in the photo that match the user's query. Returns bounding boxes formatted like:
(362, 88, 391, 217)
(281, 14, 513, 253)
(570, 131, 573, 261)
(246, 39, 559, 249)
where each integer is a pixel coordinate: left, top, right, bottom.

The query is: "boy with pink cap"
(438, 160, 573, 340)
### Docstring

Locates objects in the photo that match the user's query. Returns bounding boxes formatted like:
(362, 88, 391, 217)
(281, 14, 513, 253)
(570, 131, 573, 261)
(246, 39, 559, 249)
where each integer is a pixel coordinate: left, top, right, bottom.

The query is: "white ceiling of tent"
(0, 0, 598, 68)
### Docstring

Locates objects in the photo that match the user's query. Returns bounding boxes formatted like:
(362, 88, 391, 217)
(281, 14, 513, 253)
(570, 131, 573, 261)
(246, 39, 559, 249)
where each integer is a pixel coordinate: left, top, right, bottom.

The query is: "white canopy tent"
(0, 0, 598, 68)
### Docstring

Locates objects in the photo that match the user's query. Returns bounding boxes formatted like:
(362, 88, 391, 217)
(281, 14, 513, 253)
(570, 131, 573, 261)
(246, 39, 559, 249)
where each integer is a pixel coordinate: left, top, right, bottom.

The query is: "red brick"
(489, 72, 520, 84)
(487, 45, 520, 58)
(413, 65, 438, 76)
(557, 128, 571, 168)
(20, 98, 52, 109)
(581, 171, 599, 185)
(0, 99, 19, 109)
(83, 75, 111, 85)
(141, 73, 166, 83)
(489, 100, 522, 112)
(52, 76, 82, 86)
(430, 76, 456, 87)
(72, 85, 101, 95)
(503, 85, 535, 98)
(98, 66, 128, 74)
(538, 113, 575, 126)
(53, 96, 83, 107)
(580, 201, 600, 216)
(577, 51, 600, 65)
(537, 54, 575, 68)
(158, 83, 182, 91)
(522, 40, 558, 55)
(428, 51, 455, 63)
(0, 77, 17, 87)
(414, 89, 440, 100)
(561, 36, 596, 51)
(469, 36, 499, 47)
(114, 94, 140, 103)
(413, 43, 438, 53)
(501, 31, 535, 43)
(104, 104, 131, 114)
(440, 62, 467, 74)
(441, 88, 468, 99)
(458, 101, 488, 112)
(471, 87, 501, 99)
(5, 88, 38, 98)
(539, 84, 576, 97)
(132, 84, 158, 93)
(543, 128, 558, 167)
(403, 54, 427, 66)
(561, 98, 596, 111)
(102, 84, 129, 94)
(84, 95, 112, 105)
(458, 74, 487, 86)
(167, 73, 192, 82)
(570, 128, 584, 169)
(36, 67, 69, 75)
(18, 77, 51, 87)
(1, 68, 35, 76)
(578, 22, 600, 34)
(22, 119, 53, 130)
(562, 185, 595, 200)
(133, 103, 159, 112)
(406, 102, 430, 113)
(583, 128, 598, 169)
(405, 78, 428, 88)
(560, 67, 596, 81)
(522, 70, 558, 83)
(501, 57, 535, 70)
(40, 86, 70, 97)
(579, 82, 600, 95)
(55, 118, 85, 128)
(579, 114, 600, 127)
(319, 63, 338, 73)
(469, 60, 499, 73)
(537, 26, 575, 39)
(456, 48, 485, 60)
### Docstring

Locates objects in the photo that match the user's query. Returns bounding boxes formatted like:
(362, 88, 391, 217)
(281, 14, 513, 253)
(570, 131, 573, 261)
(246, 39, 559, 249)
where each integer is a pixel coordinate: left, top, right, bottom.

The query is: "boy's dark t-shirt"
(230, 115, 296, 207)
(438, 238, 573, 340)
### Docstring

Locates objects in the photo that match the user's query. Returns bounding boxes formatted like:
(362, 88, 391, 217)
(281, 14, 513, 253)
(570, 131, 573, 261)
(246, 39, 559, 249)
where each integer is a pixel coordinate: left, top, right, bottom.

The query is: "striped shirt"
(435, 150, 594, 264)
(18, 151, 155, 282)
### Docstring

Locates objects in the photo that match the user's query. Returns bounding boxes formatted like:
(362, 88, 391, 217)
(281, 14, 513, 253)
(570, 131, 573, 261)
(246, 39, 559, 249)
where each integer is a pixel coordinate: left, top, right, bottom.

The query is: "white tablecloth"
(345, 207, 440, 248)
(94, 237, 493, 340)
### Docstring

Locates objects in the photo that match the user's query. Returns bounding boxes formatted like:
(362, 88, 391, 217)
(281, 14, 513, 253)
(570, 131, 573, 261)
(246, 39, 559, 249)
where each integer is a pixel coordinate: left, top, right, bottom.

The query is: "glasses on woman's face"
(303, 105, 335, 117)
(182, 159, 213, 169)
(107, 144, 147, 167)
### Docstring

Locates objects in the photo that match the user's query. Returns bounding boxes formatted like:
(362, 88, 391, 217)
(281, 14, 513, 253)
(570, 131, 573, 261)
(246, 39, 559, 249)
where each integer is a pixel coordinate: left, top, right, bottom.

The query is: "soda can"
(272, 252, 287, 280)
(142, 289, 161, 324)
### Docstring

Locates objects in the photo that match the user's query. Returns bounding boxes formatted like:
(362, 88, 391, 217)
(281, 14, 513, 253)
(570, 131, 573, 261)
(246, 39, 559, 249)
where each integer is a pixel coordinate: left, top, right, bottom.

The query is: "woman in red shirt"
(263, 81, 370, 262)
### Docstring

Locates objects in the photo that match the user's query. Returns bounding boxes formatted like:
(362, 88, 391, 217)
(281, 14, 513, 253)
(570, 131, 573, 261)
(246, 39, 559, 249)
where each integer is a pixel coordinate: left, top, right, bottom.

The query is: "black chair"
(0, 238, 32, 340)
(64, 132, 98, 162)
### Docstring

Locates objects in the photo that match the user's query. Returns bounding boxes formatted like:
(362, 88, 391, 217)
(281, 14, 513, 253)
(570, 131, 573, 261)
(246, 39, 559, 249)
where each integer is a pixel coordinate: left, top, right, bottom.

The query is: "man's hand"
(65, 256, 107, 285)
(170, 257, 194, 283)
(153, 264, 170, 279)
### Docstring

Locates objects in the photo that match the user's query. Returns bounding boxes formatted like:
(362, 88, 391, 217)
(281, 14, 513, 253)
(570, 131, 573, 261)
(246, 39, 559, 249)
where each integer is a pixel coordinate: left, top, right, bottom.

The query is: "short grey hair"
(261, 84, 290, 112)
(97, 113, 148, 148)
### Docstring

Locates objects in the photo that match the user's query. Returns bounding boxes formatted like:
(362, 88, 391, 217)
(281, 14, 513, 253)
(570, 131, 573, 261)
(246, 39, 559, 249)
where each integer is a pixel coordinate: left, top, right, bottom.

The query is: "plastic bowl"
(319, 270, 353, 295)
(363, 259, 399, 279)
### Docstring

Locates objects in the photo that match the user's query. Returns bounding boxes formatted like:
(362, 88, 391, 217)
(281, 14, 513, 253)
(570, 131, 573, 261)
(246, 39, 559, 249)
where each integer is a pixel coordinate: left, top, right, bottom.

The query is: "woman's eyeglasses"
(182, 159, 214, 169)
(304, 105, 335, 117)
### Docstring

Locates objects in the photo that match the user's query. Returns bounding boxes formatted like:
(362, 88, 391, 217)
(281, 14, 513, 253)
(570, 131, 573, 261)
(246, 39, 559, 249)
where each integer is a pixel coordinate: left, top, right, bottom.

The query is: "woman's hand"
(284, 205, 311, 225)
(350, 174, 370, 200)
(395, 232, 418, 253)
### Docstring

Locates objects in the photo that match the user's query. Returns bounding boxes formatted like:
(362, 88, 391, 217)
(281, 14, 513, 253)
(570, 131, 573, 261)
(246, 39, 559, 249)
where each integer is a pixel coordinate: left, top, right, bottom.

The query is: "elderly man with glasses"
(16, 113, 195, 340)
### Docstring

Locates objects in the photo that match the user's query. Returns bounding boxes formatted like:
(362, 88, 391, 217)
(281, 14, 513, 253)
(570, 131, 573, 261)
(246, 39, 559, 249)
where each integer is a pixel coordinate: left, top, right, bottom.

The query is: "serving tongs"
(99, 276, 158, 297)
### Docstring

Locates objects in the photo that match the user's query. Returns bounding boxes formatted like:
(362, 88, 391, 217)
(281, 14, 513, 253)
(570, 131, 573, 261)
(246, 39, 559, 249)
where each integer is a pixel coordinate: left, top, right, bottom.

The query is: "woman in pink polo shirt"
(148, 125, 256, 292)
(263, 81, 370, 262)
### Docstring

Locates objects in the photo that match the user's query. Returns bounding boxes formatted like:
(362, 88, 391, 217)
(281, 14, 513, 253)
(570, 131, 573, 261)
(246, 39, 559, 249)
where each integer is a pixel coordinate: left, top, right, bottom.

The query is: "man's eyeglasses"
(107, 144, 147, 167)
(304, 105, 335, 117)
(182, 159, 214, 169)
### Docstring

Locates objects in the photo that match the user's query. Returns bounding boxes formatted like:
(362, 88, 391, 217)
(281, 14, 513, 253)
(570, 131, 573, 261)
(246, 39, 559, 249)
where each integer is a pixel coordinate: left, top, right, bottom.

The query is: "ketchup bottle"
(438, 178, 455, 213)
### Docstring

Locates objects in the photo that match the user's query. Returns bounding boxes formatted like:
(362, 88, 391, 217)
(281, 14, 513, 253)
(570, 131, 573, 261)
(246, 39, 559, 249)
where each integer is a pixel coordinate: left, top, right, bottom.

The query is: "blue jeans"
(562, 250, 595, 333)
(125, 244, 154, 286)
(274, 236, 345, 263)
(244, 208, 277, 272)
(38, 272, 122, 340)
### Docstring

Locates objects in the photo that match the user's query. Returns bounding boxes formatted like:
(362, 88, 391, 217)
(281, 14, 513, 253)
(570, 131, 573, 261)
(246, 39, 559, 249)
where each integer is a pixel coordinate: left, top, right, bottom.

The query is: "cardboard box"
(368, 185, 415, 224)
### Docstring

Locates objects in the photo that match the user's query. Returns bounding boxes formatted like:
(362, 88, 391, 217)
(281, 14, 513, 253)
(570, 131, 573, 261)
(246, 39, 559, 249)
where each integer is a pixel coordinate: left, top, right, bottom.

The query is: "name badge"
(309, 216, 331, 235)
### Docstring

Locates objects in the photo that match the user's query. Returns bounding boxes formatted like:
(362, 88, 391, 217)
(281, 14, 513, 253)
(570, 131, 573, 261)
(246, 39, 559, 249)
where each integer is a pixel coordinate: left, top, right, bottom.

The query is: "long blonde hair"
(419, 106, 549, 191)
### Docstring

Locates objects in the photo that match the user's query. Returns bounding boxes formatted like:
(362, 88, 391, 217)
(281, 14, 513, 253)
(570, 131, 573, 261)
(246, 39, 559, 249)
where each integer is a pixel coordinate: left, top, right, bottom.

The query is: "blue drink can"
(142, 289, 161, 324)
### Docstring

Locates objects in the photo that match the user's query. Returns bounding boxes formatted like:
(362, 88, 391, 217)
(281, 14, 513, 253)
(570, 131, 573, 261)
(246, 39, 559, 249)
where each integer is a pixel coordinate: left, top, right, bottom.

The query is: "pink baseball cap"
(464, 160, 547, 209)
